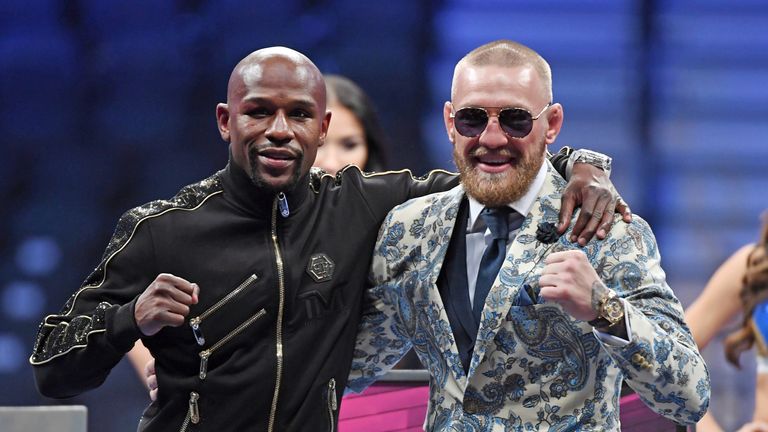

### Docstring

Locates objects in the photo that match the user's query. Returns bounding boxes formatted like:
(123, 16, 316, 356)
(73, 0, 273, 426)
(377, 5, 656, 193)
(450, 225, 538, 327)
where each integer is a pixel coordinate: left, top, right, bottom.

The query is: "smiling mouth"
(253, 145, 301, 172)
(472, 149, 519, 170)
(476, 155, 514, 166)
(258, 148, 297, 160)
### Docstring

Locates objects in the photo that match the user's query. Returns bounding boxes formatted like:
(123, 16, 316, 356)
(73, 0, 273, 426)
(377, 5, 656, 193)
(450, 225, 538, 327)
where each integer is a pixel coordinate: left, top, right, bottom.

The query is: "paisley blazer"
(348, 162, 710, 431)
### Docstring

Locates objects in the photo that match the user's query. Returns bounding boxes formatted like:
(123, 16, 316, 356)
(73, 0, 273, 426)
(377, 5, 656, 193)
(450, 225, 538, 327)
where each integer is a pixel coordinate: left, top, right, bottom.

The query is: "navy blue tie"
(473, 207, 513, 322)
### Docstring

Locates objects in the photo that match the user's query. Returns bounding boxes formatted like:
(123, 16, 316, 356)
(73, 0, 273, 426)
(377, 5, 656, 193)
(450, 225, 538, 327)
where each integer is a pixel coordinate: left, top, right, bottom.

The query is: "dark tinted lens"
(499, 108, 533, 138)
(454, 108, 488, 137)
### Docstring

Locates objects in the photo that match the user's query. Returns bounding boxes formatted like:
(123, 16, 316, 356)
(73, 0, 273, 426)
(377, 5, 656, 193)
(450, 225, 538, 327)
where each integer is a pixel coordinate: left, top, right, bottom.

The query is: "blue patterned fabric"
(348, 162, 710, 431)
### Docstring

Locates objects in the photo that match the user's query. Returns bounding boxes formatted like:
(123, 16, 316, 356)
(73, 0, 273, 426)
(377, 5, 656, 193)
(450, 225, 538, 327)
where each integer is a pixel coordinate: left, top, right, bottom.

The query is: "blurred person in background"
(314, 74, 388, 174)
(686, 214, 768, 432)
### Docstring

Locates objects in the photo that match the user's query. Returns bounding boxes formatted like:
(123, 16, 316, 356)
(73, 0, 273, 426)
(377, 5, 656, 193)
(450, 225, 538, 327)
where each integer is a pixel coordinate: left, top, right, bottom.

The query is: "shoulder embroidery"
(30, 172, 224, 364)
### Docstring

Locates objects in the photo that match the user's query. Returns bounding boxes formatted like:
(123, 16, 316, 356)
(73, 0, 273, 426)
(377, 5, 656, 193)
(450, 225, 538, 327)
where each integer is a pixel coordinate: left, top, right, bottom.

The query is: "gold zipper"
(267, 196, 286, 432)
(198, 308, 267, 380)
(189, 274, 259, 346)
(327, 378, 337, 432)
(179, 391, 200, 432)
(179, 411, 190, 432)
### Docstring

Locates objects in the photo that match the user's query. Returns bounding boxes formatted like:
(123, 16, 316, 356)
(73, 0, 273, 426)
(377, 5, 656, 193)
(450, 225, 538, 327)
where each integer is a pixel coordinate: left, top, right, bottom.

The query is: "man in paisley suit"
(347, 40, 710, 431)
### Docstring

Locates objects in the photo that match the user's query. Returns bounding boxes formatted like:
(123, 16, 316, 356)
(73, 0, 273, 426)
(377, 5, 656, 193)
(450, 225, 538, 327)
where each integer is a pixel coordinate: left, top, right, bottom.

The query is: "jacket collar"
(220, 154, 311, 218)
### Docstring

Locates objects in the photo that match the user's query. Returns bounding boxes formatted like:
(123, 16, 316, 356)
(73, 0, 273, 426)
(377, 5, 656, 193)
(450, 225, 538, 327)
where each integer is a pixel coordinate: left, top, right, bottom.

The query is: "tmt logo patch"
(306, 253, 334, 283)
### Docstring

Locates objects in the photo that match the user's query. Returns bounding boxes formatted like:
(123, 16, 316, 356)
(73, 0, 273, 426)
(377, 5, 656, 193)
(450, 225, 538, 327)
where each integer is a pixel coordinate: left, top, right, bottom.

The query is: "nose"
(478, 115, 507, 148)
(265, 111, 294, 145)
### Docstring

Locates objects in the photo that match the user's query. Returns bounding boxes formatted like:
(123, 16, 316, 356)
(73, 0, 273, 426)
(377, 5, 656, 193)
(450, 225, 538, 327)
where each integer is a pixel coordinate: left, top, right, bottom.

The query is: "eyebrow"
(242, 96, 317, 110)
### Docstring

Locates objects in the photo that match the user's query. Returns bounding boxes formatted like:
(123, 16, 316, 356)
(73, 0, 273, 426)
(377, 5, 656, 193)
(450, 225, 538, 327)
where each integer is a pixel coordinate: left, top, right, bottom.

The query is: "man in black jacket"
(30, 47, 626, 431)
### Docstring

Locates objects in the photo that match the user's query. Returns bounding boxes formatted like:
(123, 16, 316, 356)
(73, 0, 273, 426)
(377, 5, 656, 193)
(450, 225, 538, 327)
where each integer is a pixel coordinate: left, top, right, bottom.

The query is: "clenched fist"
(135, 273, 199, 336)
(539, 250, 605, 322)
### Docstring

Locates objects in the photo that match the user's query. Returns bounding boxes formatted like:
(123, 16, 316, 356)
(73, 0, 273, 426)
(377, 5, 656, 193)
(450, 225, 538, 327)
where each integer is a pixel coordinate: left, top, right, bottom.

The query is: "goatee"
(454, 141, 545, 207)
(247, 146, 304, 193)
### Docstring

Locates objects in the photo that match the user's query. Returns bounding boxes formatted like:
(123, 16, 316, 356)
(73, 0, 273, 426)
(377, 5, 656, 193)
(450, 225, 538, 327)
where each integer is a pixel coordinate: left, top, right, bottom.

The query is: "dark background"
(1, 0, 767, 430)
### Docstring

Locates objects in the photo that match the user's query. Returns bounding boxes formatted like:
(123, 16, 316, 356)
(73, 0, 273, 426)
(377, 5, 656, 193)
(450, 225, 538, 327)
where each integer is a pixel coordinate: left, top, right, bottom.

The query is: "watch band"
(587, 316, 613, 328)
(566, 149, 612, 179)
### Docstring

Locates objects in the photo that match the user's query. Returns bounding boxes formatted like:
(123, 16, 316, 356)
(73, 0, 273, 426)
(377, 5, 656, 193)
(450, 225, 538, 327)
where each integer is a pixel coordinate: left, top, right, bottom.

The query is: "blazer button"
(631, 353, 652, 369)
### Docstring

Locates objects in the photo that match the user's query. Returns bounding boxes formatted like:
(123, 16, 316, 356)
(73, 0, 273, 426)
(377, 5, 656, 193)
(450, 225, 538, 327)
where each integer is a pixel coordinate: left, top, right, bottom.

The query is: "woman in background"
(314, 74, 388, 174)
(686, 215, 768, 432)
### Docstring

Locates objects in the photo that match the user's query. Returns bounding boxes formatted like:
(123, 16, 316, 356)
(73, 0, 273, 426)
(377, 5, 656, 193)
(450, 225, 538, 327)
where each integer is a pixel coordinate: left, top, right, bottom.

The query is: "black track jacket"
(31, 152, 569, 431)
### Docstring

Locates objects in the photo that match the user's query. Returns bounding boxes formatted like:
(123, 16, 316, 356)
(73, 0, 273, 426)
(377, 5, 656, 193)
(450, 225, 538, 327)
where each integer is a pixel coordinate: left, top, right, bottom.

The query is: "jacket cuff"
(105, 298, 142, 353)
(548, 146, 572, 179)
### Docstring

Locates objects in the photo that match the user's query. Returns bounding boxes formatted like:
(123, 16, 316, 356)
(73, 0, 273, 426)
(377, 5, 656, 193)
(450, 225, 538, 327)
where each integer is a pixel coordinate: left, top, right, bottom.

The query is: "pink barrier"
(618, 393, 683, 431)
(339, 384, 684, 431)
(339, 384, 429, 432)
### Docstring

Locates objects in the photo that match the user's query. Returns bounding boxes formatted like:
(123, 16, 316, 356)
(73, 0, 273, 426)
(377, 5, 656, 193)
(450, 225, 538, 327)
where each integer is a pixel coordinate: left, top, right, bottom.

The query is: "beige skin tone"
(314, 103, 369, 174)
(445, 62, 620, 330)
(685, 244, 768, 432)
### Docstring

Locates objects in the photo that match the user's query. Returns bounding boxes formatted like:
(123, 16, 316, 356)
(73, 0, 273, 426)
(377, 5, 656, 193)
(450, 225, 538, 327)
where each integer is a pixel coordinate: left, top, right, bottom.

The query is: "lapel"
(467, 162, 567, 377)
(441, 200, 481, 341)
(414, 185, 469, 388)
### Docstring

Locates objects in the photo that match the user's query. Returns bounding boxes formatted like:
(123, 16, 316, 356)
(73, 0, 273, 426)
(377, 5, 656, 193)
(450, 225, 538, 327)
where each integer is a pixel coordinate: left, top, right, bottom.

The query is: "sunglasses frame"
(450, 102, 553, 138)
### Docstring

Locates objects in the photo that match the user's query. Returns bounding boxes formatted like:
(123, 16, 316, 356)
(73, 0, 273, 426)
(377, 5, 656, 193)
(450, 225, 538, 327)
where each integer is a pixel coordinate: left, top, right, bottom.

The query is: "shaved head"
(216, 46, 331, 193)
(451, 40, 552, 102)
(227, 47, 327, 111)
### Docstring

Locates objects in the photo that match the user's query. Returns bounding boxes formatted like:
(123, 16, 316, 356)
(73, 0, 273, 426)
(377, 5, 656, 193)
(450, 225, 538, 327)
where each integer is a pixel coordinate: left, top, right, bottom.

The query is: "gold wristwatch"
(588, 290, 624, 328)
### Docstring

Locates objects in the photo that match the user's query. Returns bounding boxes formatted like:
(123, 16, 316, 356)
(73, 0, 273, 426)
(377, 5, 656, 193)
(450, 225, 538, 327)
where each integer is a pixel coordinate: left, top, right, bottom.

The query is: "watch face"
(603, 297, 624, 323)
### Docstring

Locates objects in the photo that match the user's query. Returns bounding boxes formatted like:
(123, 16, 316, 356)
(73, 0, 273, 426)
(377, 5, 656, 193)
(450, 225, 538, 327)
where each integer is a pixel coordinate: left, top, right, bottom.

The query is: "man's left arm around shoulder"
(363, 146, 630, 245)
(539, 219, 710, 425)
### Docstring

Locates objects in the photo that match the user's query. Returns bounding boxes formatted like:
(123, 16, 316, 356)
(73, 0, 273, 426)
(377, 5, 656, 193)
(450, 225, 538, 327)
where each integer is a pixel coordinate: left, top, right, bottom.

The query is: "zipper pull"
(190, 317, 205, 346)
(328, 378, 337, 410)
(189, 391, 200, 424)
(199, 350, 211, 380)
(277, 192, 290, 218)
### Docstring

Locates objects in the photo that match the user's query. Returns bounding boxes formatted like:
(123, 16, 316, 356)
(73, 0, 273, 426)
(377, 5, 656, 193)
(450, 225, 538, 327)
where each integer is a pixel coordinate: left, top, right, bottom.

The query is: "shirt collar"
(467, 161, 548, 231)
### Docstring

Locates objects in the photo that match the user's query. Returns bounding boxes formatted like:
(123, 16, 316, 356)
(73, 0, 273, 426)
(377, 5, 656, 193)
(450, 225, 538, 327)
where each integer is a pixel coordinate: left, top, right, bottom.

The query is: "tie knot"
(480, 207, 512, 240)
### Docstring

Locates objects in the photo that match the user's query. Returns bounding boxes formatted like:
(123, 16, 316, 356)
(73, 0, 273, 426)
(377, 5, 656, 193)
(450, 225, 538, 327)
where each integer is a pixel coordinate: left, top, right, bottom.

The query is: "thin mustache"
(469, 147, 518, 158)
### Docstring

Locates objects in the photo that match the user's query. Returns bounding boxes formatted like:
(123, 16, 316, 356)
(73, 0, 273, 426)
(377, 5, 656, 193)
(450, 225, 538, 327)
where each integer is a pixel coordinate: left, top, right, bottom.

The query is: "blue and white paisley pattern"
(348, 161, 710, 431)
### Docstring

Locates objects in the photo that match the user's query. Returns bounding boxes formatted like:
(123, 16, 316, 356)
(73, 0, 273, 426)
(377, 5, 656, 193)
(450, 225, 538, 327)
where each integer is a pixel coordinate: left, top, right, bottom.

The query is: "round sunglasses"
(450, 102, 552, 138)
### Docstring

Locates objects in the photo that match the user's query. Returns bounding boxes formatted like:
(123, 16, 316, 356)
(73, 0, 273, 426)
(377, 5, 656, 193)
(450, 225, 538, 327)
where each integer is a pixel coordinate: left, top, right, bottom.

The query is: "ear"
(443, 101, 456, 145)
(318, 109, 332, 148)
(216, 103, 231, 142)
(544, 103, 564, 146)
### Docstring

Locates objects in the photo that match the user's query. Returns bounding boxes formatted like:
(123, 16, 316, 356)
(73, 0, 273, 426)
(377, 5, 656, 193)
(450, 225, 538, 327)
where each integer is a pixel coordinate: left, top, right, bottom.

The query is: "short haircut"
(451, 40, 553, 102)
